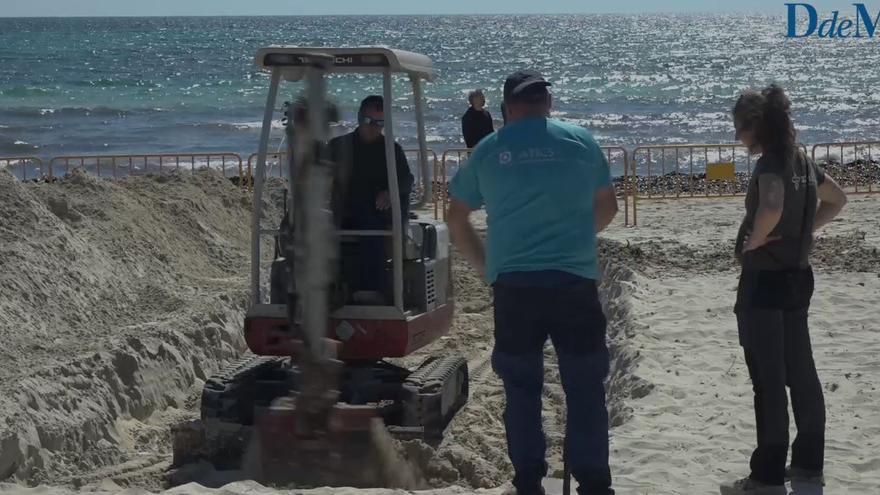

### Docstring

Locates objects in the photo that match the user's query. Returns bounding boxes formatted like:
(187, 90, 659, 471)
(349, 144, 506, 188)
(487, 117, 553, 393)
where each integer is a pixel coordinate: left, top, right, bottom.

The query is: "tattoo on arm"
(758, 174, 785, 211)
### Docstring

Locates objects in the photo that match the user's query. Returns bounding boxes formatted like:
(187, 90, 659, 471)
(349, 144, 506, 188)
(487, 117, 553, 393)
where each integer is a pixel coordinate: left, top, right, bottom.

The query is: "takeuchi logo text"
(786, 3, 880, 38)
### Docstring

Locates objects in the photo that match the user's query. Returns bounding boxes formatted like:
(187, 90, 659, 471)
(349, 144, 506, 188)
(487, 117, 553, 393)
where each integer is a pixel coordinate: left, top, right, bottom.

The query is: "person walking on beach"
(461, 89, 495, 148)
(447, 70, 618, 495)
(720, 85, 848, 495)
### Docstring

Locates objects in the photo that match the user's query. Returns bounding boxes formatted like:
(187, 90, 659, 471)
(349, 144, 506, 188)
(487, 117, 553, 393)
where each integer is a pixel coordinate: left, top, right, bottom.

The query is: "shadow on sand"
(790, 480, 824, 495)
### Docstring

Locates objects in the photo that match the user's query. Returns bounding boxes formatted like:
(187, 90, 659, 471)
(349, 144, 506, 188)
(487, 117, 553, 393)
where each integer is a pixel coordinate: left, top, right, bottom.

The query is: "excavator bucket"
(254, 399, 383, 486)
(248, 56, 422, 489)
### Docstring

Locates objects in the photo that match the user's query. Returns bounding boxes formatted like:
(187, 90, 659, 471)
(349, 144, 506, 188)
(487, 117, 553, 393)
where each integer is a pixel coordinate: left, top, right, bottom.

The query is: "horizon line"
(0, 11, 778, 19)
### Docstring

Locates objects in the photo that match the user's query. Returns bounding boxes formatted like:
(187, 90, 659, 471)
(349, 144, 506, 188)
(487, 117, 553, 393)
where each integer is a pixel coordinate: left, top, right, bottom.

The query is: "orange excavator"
(171, 47, 468, 487)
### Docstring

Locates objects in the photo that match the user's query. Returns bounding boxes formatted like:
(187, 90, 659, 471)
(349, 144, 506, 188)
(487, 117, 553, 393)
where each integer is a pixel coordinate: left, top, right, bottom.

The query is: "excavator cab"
(172, 47, 468, 488)
(246, 46, 456, 361)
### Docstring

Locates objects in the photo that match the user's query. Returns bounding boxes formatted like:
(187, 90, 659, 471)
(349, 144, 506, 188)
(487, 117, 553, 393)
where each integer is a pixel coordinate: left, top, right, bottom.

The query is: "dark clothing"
(329, 130, 414, 228)
(328, 130, 414, 294)
(341, 207, 390, 293)
(735, 267, 825, 485)
(495, 269, 586, 288)
(461, 107, 494, 148)
(735, 150, 826, 270)
(735, 269, 815, 325)
(492, 273, 614, 495)
(733, 148, 826, 486)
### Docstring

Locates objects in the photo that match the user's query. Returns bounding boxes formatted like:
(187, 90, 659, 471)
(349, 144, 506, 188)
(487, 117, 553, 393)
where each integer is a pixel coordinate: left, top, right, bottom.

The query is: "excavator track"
(200, 355, 293, 424)
(171, 353, 468, 482)
(399, 356, 469, 440)
(171, 355, 292, 470)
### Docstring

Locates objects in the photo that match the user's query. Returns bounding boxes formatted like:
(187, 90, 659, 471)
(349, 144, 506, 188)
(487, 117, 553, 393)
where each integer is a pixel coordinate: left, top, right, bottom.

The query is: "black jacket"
(461, 107, 494, 148)
(329, 131, 414, 227)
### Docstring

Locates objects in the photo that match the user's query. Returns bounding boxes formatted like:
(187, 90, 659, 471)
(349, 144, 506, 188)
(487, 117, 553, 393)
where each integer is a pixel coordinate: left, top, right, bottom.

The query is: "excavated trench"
(0, 169, 645, 492)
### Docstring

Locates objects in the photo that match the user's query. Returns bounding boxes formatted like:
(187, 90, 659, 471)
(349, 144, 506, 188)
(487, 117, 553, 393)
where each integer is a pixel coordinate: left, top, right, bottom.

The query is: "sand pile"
(0, 175, 639, 494)
(0, 169, 283, 488)
(13, 167, 875, 494)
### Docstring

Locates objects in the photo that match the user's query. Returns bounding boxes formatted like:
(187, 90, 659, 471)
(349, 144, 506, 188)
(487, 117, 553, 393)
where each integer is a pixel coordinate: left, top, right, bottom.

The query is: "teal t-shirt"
(448, 117, 612, 283)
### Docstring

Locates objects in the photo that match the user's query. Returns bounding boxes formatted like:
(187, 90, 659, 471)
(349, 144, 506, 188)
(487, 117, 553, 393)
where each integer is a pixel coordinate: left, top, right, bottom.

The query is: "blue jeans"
(492, 275, 614, 495)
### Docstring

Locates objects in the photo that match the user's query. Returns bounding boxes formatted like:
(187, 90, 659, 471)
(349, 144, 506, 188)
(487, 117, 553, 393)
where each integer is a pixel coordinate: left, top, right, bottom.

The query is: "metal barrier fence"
(630, 144, 813, 197)
(245, 148, 437, 192)
(0, 156, 44, 181)
(628, 143, 807, 225)
(437, 148, 470, 221)
(7, 140, 878, 227)
(603, 146, 631, 226)
(404, 148, 438, 207)
(631, 144, 757, 199)
(629, 143, 766, 226)
(812, 141, 880, 194)
(247, 152, 288, 182)
(434, 149, 450, 220)
(48, 153, 244, 180)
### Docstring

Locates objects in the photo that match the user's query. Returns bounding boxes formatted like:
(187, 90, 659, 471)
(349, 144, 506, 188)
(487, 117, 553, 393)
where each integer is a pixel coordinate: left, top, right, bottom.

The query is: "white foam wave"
(229, 120, 284, 130)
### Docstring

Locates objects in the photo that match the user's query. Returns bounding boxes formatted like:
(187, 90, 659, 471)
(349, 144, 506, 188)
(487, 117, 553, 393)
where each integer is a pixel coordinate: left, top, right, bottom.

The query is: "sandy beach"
(1, 167, 878, 494)
(602, 195, 880, 494)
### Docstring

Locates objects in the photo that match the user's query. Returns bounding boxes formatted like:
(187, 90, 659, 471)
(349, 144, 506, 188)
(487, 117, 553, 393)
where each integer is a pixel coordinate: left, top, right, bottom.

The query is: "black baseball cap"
(503, 70, 551, 102)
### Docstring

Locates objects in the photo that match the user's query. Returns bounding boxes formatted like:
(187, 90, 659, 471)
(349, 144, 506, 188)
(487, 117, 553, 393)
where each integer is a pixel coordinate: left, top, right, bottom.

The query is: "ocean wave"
(0, 107, 168, 118)
(177, 120, 285, 131)
(0, 86, 57, 98)
(69, 78, 162, 89)
(0, 139, 39, 155)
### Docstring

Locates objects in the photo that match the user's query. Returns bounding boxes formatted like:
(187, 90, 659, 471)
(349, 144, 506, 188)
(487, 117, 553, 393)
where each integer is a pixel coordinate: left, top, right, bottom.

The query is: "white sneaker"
(720, 477, 787, 495)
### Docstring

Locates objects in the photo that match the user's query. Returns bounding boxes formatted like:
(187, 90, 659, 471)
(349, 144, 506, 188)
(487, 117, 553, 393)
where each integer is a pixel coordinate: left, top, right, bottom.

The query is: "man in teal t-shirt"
(447, 70, 619, 495)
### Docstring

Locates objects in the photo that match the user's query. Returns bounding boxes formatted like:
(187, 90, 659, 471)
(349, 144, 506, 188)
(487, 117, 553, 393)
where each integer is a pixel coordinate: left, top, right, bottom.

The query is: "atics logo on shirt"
(791, 174, 817, 191)
(498, 148, 556, 165)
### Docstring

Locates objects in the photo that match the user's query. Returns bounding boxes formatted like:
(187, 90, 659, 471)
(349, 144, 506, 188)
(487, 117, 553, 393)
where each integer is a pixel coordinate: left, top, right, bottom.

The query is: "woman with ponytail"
(720, 85, 848, 495)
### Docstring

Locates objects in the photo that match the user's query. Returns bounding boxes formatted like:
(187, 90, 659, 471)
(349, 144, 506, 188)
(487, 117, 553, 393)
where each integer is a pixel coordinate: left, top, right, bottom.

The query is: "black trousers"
(735, 267, 825, 485)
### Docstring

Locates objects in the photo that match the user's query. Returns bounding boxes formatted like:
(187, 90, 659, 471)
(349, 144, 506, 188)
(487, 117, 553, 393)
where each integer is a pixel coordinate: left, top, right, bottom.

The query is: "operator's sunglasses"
(361, 116, 385, 128)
